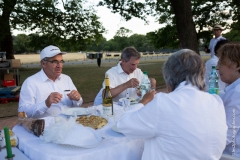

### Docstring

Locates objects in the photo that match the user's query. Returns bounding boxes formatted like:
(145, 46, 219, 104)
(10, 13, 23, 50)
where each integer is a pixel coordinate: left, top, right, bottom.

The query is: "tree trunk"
(169, 0, 199, 54)
(0, 0, 17, 59)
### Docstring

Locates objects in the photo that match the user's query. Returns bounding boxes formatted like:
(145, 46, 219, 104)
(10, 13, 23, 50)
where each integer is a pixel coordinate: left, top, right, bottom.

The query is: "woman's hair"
(218, 43, 240, 72)
(121, 46, 141, 62)
(214, 39, 230, 56)
(163, 49, 205, 91)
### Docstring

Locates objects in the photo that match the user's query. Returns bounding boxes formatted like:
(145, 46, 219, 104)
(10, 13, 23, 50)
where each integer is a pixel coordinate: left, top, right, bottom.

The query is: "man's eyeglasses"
(44, 60, 65, 65)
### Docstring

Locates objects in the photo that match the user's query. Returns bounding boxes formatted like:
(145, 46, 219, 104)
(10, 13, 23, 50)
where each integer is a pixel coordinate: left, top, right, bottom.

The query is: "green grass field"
(0, 56, 210, 117)
(0, 60, 167, 117)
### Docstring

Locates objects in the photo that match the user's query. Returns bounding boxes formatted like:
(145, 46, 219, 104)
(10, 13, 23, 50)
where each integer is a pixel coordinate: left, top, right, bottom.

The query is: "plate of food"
(76, 115, 108, 130)
(118, 97, 139, 106)
(61, 107, 90, 116)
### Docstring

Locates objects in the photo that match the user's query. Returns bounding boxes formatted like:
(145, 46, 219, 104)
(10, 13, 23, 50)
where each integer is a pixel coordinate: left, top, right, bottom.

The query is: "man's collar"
(40, 69, 61, 82)
(117, 61, 125, 74)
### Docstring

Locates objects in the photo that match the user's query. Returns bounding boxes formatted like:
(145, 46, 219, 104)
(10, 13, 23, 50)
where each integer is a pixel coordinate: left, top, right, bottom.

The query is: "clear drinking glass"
(122, 98, 130, 111)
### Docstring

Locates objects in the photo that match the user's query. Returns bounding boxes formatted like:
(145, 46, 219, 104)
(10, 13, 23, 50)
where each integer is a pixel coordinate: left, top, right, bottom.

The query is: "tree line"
(1, 0, 240, 58)
(13, 25, 240, 54)
(12, 27, 156, 53)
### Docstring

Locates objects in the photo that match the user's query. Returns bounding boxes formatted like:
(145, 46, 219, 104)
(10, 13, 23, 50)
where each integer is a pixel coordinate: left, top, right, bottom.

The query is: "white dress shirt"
(94, 62, 143, 104)
(221, 78, 240, 157)
(19, 69, 83, 118)
(94, 88, 103, 106)
(208, 36, 225, 58)
(117, 81, 227, 160)
(205, 55, 227, 93)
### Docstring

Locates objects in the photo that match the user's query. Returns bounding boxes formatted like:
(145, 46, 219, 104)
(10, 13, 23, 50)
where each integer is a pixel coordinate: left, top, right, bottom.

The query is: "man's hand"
(125, 78, 140, 88)
(204, 45, 210, 53)
(45, 92, 63, 108)
(67, 90, 81, 101)
(139, 89, 156, 105)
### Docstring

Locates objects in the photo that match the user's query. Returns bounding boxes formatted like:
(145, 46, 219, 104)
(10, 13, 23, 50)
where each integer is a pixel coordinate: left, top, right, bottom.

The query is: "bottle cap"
(143, 71, 148, 75)
(212, 66, 216, 69)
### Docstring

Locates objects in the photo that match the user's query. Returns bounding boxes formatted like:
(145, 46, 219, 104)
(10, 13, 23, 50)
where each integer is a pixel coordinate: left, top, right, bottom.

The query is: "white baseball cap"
(40, 45, 66, 60)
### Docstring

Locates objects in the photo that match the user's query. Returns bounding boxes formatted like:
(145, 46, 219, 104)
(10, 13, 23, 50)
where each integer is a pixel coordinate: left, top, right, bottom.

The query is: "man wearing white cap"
(19, 45, 83, 118)
(204, 24, 226, 58)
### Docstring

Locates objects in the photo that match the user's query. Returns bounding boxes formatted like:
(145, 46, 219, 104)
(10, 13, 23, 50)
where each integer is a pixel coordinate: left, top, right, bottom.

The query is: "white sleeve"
(224, 89, 240, 145)
(117, 95, 159, 139)
(18, 79, 48, 118)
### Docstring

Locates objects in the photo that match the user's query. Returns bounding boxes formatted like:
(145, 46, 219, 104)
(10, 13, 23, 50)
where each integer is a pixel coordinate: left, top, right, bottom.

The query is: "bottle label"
(209, 88, 219, 94)
(103, 106, 112, 116)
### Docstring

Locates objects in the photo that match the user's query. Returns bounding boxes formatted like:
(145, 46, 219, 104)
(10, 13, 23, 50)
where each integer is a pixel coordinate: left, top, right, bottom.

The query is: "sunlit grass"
(0, 55, 210, 117)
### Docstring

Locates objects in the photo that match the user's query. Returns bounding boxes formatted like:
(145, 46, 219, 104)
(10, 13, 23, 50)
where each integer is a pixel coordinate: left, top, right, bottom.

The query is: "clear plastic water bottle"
(209, 66, 219, 94)
(140, 71, 151, 98)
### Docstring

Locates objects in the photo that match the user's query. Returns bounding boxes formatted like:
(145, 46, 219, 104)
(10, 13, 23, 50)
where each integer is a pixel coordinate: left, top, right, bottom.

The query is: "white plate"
(61, 108, 90, 116)
(118, 97, 139, 106)
(111, 124, 121, 133)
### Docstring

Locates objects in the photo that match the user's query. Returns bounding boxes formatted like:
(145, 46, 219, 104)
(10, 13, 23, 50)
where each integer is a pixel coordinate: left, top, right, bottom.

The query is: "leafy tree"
(28, 34, 63, 52)
(127, 34, 145, 51)
(13, 34, 33, 53)
(0, 0, 105, 59)
(103, 39, 117, 51)
(127, 34, 155, 52)
(115, 27, 132, 37)
(223, 29, 240, 42)
(86, 37, 108, 51)
(229, 0, 240, 30)
(147, 24, 179, 49)
(98, 0, 237, 53)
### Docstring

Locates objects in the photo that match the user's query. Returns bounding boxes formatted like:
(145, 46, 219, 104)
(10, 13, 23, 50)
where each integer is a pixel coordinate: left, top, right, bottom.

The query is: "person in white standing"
(117, 49, 227, 160)
(205, 39, 229, 94)
(19, 45, 83, 118)
(216, 43, 240, 157)
(204, 24, 226, 58)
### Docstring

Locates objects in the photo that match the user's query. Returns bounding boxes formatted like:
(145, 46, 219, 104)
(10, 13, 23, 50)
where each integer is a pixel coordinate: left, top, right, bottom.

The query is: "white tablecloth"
(13, 104, 144, 160)
(0, 147, 30, 160)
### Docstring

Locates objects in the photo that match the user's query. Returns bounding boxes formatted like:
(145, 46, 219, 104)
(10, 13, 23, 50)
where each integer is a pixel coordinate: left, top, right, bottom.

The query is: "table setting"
(11, 103, 144, 160)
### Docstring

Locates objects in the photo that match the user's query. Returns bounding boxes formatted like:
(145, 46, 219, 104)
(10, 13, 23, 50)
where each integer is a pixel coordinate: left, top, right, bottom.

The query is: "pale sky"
(13, 2, 164, 40)
(96, 6, 164, 40)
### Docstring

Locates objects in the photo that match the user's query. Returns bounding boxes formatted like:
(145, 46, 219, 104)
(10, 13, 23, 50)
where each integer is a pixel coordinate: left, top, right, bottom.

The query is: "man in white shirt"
(19, 45, 83, 118)
(94, 46, 156, 105)
(204, 24, 226, 58)
(117, 49, 227, 160)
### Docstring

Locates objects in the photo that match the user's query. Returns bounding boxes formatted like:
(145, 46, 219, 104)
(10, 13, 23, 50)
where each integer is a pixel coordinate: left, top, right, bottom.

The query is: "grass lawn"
(0, 56, 210, 117)
(0, 59, 166, 117)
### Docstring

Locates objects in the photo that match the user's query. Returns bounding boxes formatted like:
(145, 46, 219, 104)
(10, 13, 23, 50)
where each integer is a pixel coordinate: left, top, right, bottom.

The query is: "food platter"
(61, 108, 90, 116)
(76, 115, 108, 130)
